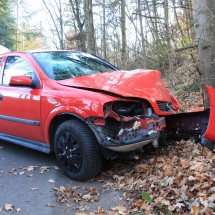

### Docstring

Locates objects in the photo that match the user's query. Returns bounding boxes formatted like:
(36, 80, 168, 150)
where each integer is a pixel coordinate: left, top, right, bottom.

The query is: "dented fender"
(43, 105, 91, 145)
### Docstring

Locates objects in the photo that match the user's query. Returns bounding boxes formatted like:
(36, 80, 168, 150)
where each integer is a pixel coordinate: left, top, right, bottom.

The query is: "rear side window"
(2, 56, 34, 85)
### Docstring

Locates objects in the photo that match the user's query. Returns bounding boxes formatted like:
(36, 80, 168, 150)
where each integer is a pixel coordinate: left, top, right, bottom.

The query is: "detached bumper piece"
(102, 129, 160, 152)
(165, 110, 209, 140)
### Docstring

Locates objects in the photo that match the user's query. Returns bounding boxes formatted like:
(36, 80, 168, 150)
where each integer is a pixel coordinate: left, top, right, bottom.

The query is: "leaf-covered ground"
(53, 140, 215, 215)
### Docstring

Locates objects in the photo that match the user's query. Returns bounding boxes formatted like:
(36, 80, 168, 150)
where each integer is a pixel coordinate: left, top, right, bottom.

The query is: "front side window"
(32, 52, 118, 80)
(2, 56, 34, 85)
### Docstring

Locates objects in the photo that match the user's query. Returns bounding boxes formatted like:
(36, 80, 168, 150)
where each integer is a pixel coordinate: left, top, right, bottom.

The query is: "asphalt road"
(0, 140, 127, 215)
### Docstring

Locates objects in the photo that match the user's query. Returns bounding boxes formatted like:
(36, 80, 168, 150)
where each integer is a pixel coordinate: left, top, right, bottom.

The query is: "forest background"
(1, 1, 215, 214)
(1, 0, 215, 111)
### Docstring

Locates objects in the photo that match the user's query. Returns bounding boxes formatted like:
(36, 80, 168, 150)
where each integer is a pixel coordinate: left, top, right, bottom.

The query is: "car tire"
(201, 138, 214, 151)
(54, 119, 102, 181)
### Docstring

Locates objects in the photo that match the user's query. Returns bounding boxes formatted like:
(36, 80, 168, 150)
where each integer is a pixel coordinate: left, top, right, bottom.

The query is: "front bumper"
(101, 129, 160, 152)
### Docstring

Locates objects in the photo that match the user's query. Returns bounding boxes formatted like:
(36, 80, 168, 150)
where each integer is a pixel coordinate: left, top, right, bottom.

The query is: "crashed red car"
(0, 50, 179, 181)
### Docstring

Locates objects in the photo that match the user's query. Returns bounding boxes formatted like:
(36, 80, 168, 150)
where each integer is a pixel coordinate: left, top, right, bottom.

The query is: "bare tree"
(164, 0, 173, 84)
(84, 0, 96, 53)
(68, 0, 86, 51)
(120, 0, 127, 69)
(194, 0, 215, 107)
(102, 0, 107, 59)
(138, 0, 147, 68)
(42, 0, 67, 49)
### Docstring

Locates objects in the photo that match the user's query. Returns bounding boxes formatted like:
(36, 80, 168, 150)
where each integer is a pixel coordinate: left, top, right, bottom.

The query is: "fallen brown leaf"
(181, 159, 190, 169)
(136, 164, 148, 173)
(53, 166, 60, 170)
(185, 191, 196, 199)
(16, 208, 21, 212)
(90, 188, 99, 195)
(5, 203, 13, 211)
(30, 188, 38, 190)
(8, 169, 16, 173)
(48, 179, 55, 184)
(27, 166, 37, 171)
(46, 204, 55, 207)
(133, 199, 144, 207)
(19, 171, 25, 175)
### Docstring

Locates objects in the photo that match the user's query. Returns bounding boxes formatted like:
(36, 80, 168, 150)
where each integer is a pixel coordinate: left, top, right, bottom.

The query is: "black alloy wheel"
(56, 131, 83, 173)
(54, 119, 102, 181)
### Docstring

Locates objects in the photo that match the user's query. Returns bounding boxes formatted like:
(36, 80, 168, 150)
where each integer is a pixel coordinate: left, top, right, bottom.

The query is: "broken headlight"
(112, 101, 144, 117)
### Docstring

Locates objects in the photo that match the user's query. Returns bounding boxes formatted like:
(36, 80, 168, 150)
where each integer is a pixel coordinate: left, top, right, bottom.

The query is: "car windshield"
(32, 51, 118, 80)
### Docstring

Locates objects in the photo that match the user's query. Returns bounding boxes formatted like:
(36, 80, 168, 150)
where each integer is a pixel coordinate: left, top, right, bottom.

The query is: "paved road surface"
(0, 140, 127, 215)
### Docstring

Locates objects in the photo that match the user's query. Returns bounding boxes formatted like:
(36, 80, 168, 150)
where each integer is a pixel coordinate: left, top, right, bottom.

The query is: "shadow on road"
(0, 140, 127, 214)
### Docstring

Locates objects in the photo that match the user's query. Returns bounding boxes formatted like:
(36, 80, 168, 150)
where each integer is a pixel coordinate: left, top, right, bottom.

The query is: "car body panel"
(40, 80, 122, 145)
(0, 86, 44, 142)
(57, 69, 177, 115)
(203, 86, 215, 142)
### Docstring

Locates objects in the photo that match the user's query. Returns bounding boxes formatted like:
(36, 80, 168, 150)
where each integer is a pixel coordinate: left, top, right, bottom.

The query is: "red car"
(0, 50, 180, 181)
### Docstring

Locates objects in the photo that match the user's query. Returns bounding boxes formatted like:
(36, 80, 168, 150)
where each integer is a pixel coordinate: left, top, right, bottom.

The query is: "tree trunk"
(138, 0, 147, 68)
(102, 0, 107, 59)
(84, 0, 96, 54)
(16, 0, 19, 50)
(58, 0, 64, 49)
(69, 0, 86, 52)
(172, 0, 184, 38)
(194, 0, 215, 107)
(152, 0, 159, 46)
(164, 0, 173, 86)
(120, 0, 126, 69)
(187, 0, 195, 42)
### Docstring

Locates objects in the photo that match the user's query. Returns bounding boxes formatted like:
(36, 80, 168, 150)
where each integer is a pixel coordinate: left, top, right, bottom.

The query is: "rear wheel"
(54, 119, 102, 181)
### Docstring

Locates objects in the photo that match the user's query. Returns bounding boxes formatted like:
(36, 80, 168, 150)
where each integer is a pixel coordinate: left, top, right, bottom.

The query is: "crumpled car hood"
(57, 69, 172, 103)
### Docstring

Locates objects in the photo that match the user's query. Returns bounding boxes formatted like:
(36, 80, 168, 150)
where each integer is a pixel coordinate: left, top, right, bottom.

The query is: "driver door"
(0, 55, 45, 143)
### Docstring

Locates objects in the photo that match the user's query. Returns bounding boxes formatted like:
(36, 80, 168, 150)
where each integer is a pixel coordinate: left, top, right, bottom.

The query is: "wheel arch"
(47, 112, 87, 152)
(45, 105, 107, 153)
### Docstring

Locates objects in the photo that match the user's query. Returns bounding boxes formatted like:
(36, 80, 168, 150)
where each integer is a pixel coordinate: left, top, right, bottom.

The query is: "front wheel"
(54, 119, 102, 181)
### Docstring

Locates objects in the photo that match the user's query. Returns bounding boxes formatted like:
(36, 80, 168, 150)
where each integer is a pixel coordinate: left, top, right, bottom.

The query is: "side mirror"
(9, 75, 33, 86)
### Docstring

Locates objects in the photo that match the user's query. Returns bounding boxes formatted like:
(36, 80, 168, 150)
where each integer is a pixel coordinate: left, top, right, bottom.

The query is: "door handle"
(0, 94, 2, 101)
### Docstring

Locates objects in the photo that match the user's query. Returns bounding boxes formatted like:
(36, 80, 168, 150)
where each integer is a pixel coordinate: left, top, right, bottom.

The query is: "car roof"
(0, 50, 83, 57)
(28, 50, 82, 53)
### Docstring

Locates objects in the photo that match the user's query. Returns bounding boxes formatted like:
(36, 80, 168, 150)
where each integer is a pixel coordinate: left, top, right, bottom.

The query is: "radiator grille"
(156, 101, 172, 112)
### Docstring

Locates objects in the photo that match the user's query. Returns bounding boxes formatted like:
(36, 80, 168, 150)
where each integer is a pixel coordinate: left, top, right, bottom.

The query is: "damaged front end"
(89, 100, 167, 159)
